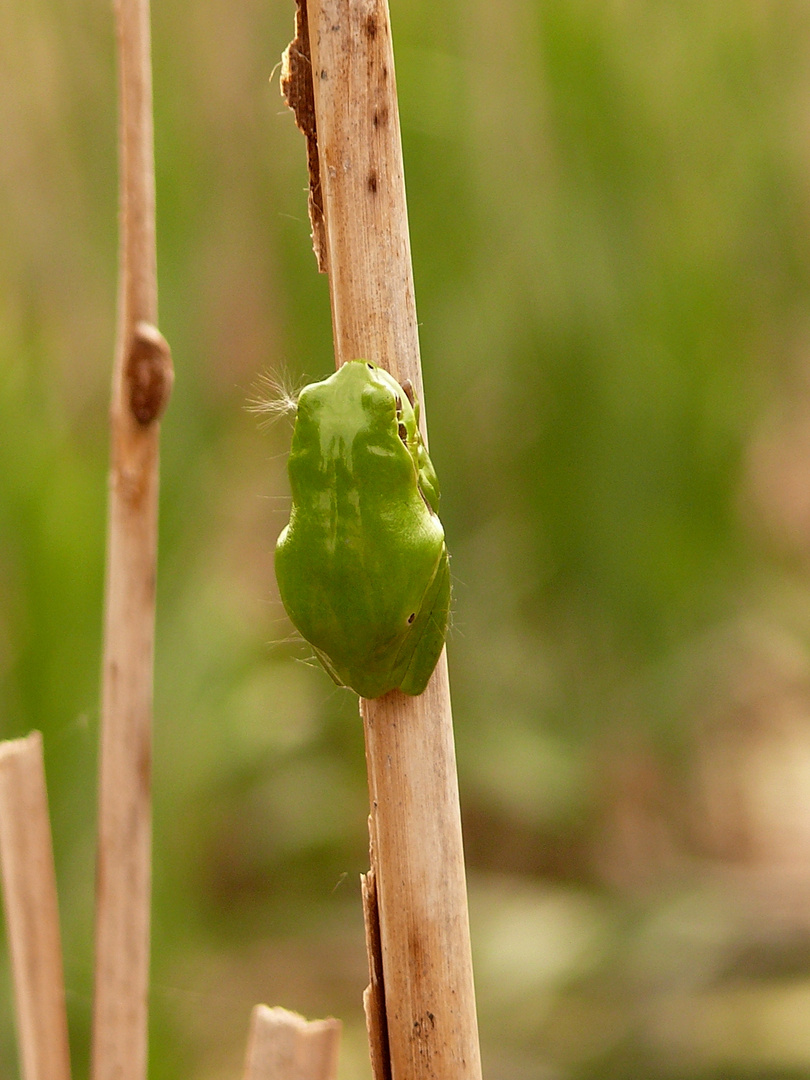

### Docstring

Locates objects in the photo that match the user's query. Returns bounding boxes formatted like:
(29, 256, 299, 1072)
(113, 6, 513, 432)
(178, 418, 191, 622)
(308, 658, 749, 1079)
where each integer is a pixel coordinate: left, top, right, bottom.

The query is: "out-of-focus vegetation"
(5, 0, 810, 1076)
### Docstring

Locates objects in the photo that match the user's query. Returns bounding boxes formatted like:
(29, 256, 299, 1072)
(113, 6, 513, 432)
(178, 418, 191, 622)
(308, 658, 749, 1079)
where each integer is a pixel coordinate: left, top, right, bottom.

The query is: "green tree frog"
(275, 360, 450, 698)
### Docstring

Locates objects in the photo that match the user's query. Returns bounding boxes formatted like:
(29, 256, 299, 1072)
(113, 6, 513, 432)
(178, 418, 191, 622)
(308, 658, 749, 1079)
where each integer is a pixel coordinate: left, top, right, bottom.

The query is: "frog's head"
(294, 360, 407, 449)
(292, 360, 439, 510)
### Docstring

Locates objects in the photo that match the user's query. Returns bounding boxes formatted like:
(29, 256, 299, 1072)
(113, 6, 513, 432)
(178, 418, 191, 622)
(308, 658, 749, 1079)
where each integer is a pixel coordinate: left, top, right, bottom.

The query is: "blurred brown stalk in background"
(91, 0, 172, 1073)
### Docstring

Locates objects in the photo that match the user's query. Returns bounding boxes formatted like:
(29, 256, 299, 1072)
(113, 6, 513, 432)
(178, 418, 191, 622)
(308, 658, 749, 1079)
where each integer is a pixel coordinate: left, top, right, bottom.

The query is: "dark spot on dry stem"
(137, 732, 152, 798)
(365, 12, 378, 37)
(368, 170, 378, 193)
(408, 929, 425, 972)
(372, 104, 389, 128)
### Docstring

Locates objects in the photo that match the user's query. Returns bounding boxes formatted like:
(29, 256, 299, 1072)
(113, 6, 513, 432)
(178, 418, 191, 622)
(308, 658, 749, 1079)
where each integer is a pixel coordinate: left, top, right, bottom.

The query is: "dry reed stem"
(0, 733, 72, 1080)
(283, 2, 481, 1078)
(92, 0, 172, 1074)
(242, 1006, 341, 1080)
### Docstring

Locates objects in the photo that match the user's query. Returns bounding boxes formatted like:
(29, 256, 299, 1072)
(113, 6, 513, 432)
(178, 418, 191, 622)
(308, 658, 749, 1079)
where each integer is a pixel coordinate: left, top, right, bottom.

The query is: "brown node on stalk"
(126, 321, 173, 425)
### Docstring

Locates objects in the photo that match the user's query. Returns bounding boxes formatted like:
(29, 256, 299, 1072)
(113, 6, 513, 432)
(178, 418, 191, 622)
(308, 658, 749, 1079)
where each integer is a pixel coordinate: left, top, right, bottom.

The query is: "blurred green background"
(5, 0, 810, 1076)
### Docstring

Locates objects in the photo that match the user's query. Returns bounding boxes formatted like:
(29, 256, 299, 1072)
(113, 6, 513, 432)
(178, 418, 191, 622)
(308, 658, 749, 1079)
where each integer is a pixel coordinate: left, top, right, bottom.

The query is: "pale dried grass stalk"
(0, 732, 72, 1080)
(242, 1006, 341, 1080)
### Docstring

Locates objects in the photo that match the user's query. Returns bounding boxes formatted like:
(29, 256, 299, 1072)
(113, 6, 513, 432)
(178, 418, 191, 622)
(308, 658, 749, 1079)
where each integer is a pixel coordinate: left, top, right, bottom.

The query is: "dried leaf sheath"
(281, 0, 328, 271)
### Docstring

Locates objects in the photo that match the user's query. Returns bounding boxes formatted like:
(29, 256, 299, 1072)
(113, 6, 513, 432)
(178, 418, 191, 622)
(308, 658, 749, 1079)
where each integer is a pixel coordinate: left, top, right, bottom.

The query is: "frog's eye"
(394, 394, 409, 443)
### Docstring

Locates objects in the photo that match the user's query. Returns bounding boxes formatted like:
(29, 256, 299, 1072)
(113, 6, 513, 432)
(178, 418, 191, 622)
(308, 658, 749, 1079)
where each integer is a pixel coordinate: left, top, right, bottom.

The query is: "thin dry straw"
(0, 732, 72, 1080)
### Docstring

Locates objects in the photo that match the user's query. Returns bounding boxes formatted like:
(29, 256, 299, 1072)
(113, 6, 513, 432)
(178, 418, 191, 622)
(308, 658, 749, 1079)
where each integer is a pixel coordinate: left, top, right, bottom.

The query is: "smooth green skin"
(275, 360, 450, 698)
